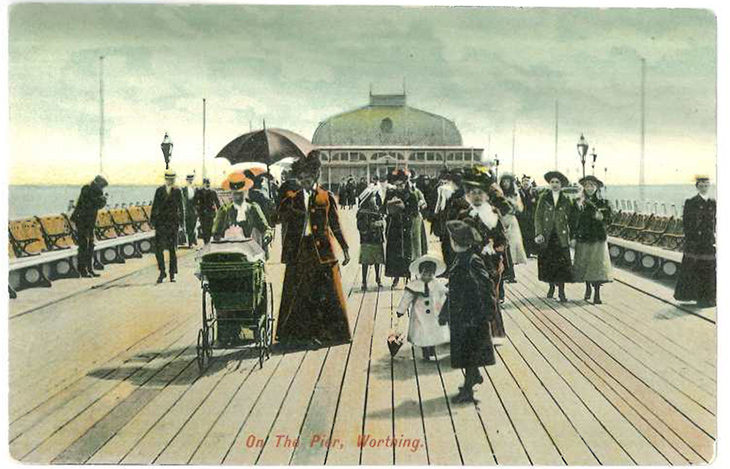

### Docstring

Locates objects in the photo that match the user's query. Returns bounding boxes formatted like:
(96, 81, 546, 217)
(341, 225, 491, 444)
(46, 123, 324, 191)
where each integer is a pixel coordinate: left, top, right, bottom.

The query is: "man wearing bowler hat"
(193, 177, 220, 245)
(151, 169, 184, 283)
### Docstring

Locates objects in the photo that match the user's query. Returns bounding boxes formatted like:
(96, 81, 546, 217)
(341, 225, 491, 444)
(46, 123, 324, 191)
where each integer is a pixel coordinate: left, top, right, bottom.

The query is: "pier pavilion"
(311, 91, 484, 186)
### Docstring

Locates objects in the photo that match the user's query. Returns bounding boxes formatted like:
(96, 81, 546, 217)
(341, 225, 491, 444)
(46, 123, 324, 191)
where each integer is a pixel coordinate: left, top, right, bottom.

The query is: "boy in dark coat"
(440, 220, 497, 404)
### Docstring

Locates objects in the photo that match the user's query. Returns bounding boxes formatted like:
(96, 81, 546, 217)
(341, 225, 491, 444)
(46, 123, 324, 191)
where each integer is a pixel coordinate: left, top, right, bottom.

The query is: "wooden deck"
(8, 210, 716, 465)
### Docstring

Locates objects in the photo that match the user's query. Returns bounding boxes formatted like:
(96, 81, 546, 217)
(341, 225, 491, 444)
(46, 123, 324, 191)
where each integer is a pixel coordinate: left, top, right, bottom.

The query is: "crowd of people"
(70, 152, 715, 404)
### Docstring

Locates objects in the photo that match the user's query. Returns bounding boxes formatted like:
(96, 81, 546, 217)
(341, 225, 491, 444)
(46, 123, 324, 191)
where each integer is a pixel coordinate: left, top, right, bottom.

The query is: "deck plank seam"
(409, 343, 431, 465)
(433, 349, 465, 465)
(510, 287, 707, 463)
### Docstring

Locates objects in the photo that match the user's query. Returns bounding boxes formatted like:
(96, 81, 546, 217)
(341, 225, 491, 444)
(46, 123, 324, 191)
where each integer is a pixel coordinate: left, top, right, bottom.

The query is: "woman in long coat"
(382, 170, 419, 287)
(440, 220, 496, 404)
(534, 171, 574, 302)
(674, 176, 716, 307)
(571, 176, 612, 304)
(357, 188, 385, 290)
(275, 152, 352, 347)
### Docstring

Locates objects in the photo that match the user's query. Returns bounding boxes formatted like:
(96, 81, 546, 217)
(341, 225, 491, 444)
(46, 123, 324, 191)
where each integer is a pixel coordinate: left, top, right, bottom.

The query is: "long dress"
(535, 191, 574, 283)
(410, 187, 429, 260)
(674, 194, 716, 304)
(383, 188, 419, 278)
(571, 196, 613, 282)
(501, 193, 528, 265)
(518, 187, 539, 257)
(395, 279, 450, 347)
(275, 187, 351, 345)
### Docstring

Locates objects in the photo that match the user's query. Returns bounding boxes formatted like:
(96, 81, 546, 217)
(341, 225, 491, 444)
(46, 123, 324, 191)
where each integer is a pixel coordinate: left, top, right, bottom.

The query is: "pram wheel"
(196, 328, 210, 371)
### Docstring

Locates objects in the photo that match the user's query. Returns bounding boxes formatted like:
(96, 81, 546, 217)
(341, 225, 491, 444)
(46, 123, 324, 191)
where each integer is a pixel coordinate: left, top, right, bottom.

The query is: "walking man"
(151, 169, 184, 283)
(182, 172, 198, 247)
(193, 177, 220, 245)
(70, 175, 108, 277)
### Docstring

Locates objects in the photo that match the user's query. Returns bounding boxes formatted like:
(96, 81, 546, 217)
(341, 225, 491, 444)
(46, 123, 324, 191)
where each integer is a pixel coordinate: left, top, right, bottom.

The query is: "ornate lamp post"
(576, 133, 589, 179)
(161, 132, 174, 169)
(590, 147, 598, 175)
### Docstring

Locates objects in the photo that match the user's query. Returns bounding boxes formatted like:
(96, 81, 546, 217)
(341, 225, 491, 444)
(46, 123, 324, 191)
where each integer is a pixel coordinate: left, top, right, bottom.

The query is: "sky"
(8, 4, 717, 186)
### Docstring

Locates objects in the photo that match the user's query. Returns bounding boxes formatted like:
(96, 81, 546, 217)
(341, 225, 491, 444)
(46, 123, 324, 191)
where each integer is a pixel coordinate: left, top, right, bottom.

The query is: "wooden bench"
(656, 217, 685, 252)
(636, 215, 671, 246)
(37, 215, 76, 251)
(9, 218, 48, 257)
(95, 209, 120, 240)
(620, 213, 653, 241)
(607, 211, 633, 237)
(127, 205, 153, 232)
(110, 208, 138, 236)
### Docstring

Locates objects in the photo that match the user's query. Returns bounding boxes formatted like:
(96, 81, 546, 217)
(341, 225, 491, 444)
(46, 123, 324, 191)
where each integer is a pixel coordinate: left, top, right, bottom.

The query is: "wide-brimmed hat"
(409, 254, 447, 278)
(446, 220, 483, 247)
(228, 173, 253, 191)
(462, 166, 493, 191)
(499, 172, 517, 185)
(544, 171, 569, 187)
(521, 174, 532, 181)
(578, 175, 604, 188)
(291, 150, 322, 176)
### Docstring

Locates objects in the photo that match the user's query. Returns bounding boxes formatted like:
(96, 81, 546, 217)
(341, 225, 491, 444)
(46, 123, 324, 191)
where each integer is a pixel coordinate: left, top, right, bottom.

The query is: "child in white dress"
(393, 254, 451, 360)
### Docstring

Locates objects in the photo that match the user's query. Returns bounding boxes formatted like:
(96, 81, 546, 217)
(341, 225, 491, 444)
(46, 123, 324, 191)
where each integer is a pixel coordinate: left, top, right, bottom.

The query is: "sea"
(7, 184, 717, 220)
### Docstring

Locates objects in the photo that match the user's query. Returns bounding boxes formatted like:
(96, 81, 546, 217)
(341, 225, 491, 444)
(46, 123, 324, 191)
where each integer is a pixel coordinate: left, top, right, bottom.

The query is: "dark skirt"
(674, 253, 716, 303)
(359, 243, 385, 265)
(385, 222, 413, 278)
(537, 231, 573, 283)
(275, 237, 352, 345)
(449, 320, 496, 368)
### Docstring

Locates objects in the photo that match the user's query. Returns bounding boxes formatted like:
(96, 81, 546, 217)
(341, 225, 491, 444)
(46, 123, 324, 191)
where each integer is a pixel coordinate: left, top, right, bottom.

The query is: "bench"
(37, 215, 76, 251)
(620, 213, 653, 241)
(636, 215, 671, 246)
(606, 211, 633, 237)
(127, 206, 152, 232)
(656, 217, 685, 252)
(95, 209, 121, 240)
(110, 208, 139, 236)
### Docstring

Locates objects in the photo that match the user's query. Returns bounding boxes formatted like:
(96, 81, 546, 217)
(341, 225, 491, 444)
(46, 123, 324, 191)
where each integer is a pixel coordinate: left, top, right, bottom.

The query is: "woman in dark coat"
(440, 220, 496, 404)
(356, 188, 385, 290)
(571, 176, 612, 304)
(534, 171, 574, 302)
(382, 170, 419, 287)
(674, 176, 716, 307)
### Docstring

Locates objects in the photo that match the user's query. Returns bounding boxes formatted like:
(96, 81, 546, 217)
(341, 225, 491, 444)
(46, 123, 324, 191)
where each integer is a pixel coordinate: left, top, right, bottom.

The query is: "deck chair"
(127, 205, 153, 232)
(8, 218, 48, 257)
(95, 209, 120, 240)
(110, 208, 138, 236)
(37, 215, 76, 250)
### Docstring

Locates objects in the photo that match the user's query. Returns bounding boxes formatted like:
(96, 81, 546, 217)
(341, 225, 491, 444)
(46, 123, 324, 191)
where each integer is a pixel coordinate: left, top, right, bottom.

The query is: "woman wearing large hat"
(382, 169, 420, 287)
(498, 172, 528, 269)
(534, 170, 574, 301)
(571, 175, 612, 304)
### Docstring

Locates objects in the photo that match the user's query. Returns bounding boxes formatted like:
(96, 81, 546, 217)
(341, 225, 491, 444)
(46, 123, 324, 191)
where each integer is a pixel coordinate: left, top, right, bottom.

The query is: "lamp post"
(161, 132, 173, 169)
(590, 147, 598, 175)
(577, 133, 589, 179)
(494, 154, 500, 180)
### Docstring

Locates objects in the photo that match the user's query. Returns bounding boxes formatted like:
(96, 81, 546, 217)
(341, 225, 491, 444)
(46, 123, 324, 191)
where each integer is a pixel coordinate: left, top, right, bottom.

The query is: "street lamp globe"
(576, 134, 589, 178)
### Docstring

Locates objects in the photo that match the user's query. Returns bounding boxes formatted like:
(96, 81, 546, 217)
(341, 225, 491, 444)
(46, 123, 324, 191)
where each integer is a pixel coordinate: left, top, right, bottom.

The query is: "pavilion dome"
(312, 92, 462, 146)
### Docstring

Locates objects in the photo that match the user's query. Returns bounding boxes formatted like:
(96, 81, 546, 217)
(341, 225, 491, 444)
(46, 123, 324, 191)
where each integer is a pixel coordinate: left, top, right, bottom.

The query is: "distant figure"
(534, 171, 573, 302)
(356, 177, 368, 200)
(70, 175, 108, 278)
(356, 188, 385, 291)
(151, 169, 184, 283)
(518, 175, 539, 257)
(337, 178, 348, 207)
(674, 176, 716, 307)
(571, 176, 613, 305)
(181, 173, 198, 248)
(67, 199, 76, 213)
(193, 177, 220, 245)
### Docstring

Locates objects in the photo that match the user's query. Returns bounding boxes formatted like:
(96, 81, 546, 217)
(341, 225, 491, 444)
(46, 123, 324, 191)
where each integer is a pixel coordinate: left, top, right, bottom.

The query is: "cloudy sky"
(9, 4, 716, 185)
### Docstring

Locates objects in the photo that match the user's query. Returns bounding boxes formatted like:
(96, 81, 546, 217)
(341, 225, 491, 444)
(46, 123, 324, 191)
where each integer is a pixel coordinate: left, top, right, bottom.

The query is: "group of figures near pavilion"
(69, 149, 716, 404)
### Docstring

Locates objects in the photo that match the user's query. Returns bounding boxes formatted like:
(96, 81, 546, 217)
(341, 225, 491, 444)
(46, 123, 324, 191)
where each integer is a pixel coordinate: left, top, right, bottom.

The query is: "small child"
(440, 220, 497, 404)
(393, 255, 450, 360)
(356, 188, 385, 290)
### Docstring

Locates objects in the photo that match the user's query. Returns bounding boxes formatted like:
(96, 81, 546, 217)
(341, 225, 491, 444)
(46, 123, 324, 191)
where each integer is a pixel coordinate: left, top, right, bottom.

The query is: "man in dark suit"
(193, 177, 220, 245)
(518, 175, 539, 257)
(70, 175, 108, 277)
(151, 169, 184, 283)
(275, 151, 351, 347)
(181, 172, 198, 248)
(674, 176, 716, 307)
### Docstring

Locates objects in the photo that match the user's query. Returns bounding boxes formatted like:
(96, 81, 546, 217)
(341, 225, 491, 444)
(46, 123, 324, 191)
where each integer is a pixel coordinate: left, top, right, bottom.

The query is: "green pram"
(196, 239, 273, 371)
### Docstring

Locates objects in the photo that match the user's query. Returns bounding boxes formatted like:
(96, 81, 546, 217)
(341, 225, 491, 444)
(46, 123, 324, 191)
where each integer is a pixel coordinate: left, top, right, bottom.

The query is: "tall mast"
(639, 58, 646, 203)
(99, 56, 105, 175)
(202, 98, 207, 179)
(554, 100, 559, 170)
(511, 121, 516, 174)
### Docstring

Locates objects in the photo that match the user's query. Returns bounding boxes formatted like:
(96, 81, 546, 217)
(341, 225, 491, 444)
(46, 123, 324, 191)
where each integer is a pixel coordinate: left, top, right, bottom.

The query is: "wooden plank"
(483, 352, 565, 464)
(121, 350, 256, 464)
(361, 289, 396, 465)
(256, 348, 329, 465)
(517, 275, 716, 440)
(437, 356, 496, 465)
(505, 291, 688, 465)
(509, 283, 712, 463)
(222, 350, 308, 465)
(325, 288, 379, 465)
(186, 354, 284, 465)
(10, 327, 193, 462)
(9, 313, 193, 443)
(392, 346, 429, 465)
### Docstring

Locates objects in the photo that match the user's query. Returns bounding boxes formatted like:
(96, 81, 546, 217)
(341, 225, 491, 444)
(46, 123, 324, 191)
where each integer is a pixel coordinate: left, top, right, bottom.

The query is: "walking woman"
(382, 170, 419, 288)
(534, 171, 574, 302)
(498, 173, 528, 270)
(571, 176, 612, 304)
(357, 188, 385, 291)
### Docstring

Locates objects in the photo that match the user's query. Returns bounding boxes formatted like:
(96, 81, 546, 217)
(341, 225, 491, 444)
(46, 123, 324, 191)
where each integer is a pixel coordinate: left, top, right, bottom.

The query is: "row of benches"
(607, 211, 684, 251)
(9, 206, 157, 297)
